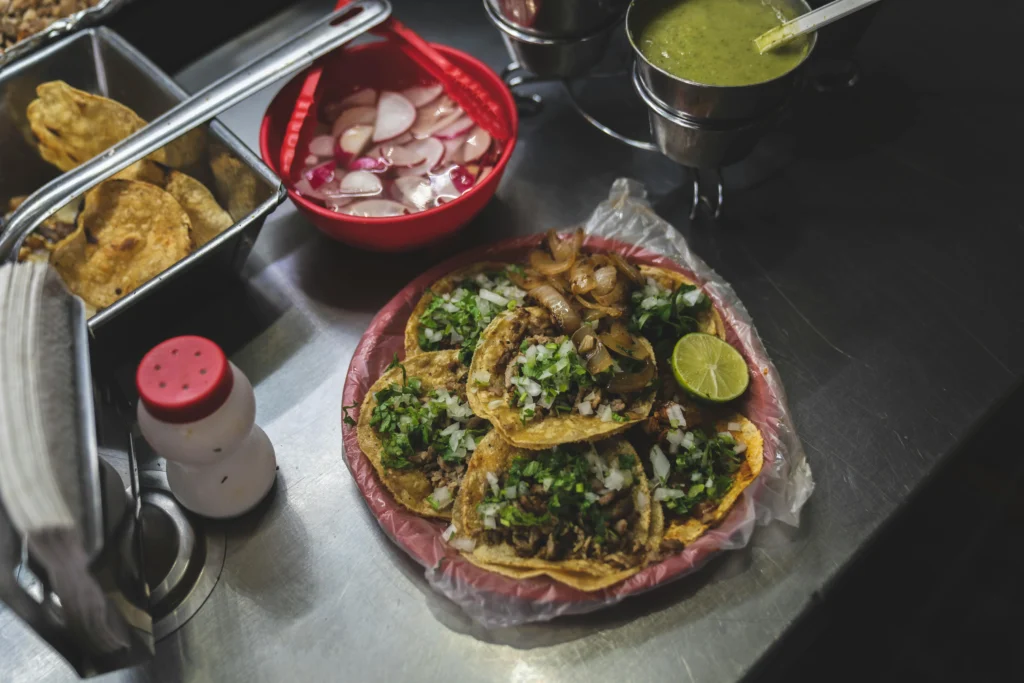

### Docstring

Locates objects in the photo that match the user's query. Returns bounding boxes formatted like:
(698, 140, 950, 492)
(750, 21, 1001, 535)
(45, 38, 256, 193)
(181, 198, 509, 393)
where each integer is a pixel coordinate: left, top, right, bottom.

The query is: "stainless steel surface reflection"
(0, 1, 1018, 682)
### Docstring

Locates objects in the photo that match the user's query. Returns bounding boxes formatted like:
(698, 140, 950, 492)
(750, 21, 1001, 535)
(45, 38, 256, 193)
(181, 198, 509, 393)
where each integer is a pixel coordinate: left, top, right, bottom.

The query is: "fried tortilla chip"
(452, 434, 652, 590)
(116, 160, 233, 247)
(357, 351, 484, 519)
(26, 81, 206, 172)
(468, 307, 656, 449)
(657, 415, 763, 548)
(209, 147, 259, 221)
(51, 179, 192, 309)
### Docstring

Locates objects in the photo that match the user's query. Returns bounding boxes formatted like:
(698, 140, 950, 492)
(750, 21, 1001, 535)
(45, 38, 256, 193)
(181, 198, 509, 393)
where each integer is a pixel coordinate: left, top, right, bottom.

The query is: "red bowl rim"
(259, 41, 518, 228)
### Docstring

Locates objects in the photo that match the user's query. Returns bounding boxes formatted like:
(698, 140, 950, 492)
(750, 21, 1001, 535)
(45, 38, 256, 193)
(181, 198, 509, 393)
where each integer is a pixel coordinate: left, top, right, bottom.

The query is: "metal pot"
(626, 0, 816, 121)
(633, 64, 780, 168)
(484, 0, 621, 78)
(485, 0, 630, 38)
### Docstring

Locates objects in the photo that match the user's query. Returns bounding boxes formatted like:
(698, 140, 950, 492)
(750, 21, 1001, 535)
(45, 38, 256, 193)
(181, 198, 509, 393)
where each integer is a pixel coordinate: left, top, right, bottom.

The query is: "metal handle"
(0, 0, 391, 262)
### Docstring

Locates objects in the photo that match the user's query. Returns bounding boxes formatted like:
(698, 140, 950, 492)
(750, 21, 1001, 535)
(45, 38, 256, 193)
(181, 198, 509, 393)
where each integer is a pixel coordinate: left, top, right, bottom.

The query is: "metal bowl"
(485, 0, 629, 38)
(626, 0, 816, 121)
(633, 64, 779, 168)
(484, 0, 621, 78)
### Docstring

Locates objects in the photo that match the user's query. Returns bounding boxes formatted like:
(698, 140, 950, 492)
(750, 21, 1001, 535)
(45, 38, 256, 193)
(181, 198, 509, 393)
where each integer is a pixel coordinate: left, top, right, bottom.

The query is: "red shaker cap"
(136, 336, 234, 424)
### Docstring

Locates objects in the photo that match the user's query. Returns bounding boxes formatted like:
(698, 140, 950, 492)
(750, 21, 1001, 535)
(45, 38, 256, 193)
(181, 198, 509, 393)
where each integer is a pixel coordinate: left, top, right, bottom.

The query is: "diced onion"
(584, 492, 600, 503)
(472, 370, 491, 385)
(650, 445, 670, 483)
(486, 472, 500, 496)
(727, 422, 741, 432)
(603, 468, 625, 491)
(441, 422, 461, 436)
(541, 477, 554, 491)
(483, 515, 496, 529)
(576, 402, 594, 416)
(597, 405, 614, 422)
(653, 487, 686, 501)
(442, 523, 456, 541)
(734, 442, 747, 454)
(430, 486, 452, 509)
(682, 288, 704, 306)
(504, 486, 517, 499)
(488, 399, 504, 409)
(450, 537, 476, 552)
(478, 288, 509, 307)
(681, 432, 695, 449)
(667, 404, 687, 429)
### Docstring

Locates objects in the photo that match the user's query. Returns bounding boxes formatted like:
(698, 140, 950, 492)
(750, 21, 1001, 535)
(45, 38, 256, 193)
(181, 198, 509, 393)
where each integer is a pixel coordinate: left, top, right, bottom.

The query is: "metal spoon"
(755, 0, 884, 54)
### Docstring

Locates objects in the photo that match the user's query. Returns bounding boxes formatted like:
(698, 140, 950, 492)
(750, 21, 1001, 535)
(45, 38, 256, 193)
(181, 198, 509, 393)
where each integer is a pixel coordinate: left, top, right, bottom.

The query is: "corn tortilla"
(468, 307, 656, 449)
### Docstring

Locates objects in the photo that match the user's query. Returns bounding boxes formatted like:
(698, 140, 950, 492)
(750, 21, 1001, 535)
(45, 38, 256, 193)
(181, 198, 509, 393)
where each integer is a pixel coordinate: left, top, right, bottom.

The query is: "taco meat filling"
(476, 446, 645, 568)
(629, 276, 711, 354)
(646, 406, 745, 523)
(418, 268, 527, 364)
(367, 359, 490, 511)
(501, 334, 650, 424)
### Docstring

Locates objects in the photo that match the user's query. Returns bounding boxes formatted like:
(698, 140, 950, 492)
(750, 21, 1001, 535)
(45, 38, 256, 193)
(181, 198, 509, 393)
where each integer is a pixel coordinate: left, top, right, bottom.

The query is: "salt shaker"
(136, 336, 277, 518)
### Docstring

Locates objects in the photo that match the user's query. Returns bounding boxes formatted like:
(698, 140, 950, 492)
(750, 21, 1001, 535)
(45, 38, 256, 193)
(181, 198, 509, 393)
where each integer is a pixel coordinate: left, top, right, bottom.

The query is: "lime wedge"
(671, 333, 749, 403)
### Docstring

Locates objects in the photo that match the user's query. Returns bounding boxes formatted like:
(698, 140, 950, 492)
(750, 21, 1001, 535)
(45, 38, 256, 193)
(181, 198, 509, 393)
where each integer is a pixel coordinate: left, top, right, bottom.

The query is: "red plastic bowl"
(260, 41, 518, 252)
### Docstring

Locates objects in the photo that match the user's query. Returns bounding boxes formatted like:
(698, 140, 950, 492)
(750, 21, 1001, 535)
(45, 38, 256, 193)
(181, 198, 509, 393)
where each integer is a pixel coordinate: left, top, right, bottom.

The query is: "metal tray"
(0, 27, 286, 331)
(0, 0, 132, 70)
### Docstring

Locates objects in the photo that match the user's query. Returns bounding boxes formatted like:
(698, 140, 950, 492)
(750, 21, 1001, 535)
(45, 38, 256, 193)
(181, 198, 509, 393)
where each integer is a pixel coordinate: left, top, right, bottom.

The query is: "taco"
(643, 413, 763, 551)
(468, 307, 657, 449)
(355, 351, 491, 519)
(405, 262, 527, 364)
(451, 433, 653, 590)
(630, 265, 725, 350)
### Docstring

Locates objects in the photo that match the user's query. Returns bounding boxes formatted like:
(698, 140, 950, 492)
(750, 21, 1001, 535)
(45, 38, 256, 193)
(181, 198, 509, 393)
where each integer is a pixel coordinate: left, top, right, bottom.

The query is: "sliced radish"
(449, 165, 475, 193)
(326, 196, 352, 212)
(331, 106, 376, 137)
(441, 134, 468, 165)
(338, 170, 383, 197)
(435, 115, 475, 140)
(304, 154, 320, 166)
(410, 97, 461, 138)
(340, 88, 377, 108)
(478, 166, 494, 182)
(391, 132, 414, 145)
(342, 199, 410, 218)
(401, 83, 444, 107)
(394, 176, 436, 212)
(348, 156, 387, 172)
(378, 143, 426, 168)
(460, 126, 492, 163)
(396, 137, 445, 176)
(373, 91, 416, 142)
(338, 124, 373, 158)
(308, 135, 336, 158)
(303, 160, 336, 189)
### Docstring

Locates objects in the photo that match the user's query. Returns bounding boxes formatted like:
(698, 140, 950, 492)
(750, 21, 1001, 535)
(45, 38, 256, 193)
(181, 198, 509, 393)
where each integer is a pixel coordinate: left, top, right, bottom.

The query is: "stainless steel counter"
(3, 0, 1024, 681)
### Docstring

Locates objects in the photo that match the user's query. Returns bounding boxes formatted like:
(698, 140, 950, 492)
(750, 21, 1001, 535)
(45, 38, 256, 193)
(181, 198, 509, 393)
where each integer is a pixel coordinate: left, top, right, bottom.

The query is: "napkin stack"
(0, 261, 152, 675)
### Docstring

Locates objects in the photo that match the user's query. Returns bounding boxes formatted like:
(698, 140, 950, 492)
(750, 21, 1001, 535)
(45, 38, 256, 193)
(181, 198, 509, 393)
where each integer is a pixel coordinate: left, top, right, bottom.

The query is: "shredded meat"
(1, 0, 101, 52)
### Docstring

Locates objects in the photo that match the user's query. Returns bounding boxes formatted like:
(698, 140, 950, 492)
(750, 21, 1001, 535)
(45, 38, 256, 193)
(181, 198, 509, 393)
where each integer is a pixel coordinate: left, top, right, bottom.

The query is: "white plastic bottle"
(136, 335, 276, 518)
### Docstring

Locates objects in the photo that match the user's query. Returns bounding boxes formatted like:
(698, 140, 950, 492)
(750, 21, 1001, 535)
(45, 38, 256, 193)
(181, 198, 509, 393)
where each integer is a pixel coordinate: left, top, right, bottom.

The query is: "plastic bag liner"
(341, 179, 813, 627)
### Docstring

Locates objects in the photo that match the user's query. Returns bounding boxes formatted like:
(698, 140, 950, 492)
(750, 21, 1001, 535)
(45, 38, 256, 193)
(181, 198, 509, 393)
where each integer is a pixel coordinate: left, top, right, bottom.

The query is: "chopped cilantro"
(417, 269, 526, 364)
(368, 361, 488, 470)
(630, 277, 711, 350)
(657, 429, 743, 516)
(342, 403, 358, 427)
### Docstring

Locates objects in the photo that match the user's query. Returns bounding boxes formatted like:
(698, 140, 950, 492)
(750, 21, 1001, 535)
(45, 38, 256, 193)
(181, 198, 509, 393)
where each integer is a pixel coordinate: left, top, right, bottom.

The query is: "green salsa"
(638, 0, 810, 87)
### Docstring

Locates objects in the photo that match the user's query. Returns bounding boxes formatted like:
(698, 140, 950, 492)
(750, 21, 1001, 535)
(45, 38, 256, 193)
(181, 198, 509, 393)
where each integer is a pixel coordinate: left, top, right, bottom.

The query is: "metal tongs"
(0, 0, 392, 262)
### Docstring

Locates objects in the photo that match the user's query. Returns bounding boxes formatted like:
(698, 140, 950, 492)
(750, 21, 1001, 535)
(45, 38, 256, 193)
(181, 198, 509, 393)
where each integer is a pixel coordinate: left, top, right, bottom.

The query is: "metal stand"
(501, 62, 725, 221)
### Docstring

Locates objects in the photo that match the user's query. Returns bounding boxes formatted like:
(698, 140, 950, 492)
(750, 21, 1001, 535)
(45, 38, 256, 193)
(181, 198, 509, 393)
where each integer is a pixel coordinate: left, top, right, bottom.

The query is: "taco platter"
(343, 229, 774, 596)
